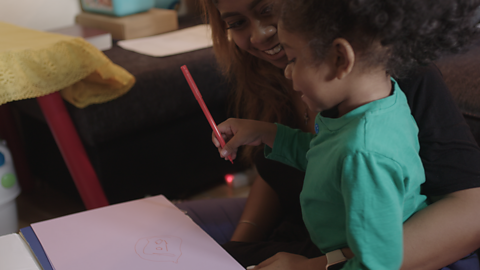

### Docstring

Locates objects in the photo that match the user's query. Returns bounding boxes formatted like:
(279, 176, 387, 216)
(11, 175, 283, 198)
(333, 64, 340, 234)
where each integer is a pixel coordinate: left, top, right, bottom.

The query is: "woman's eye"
(226, 20, 246, 29)
(287, 58, 296, 65)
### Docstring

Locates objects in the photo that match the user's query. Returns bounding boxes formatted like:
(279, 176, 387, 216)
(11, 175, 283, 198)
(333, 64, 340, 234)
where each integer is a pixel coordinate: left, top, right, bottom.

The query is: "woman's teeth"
(264, 44, 282, 55)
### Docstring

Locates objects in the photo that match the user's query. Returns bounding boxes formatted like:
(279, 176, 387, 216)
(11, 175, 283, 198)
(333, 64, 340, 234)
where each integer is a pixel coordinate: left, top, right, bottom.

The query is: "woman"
(179, 0, 480, 269)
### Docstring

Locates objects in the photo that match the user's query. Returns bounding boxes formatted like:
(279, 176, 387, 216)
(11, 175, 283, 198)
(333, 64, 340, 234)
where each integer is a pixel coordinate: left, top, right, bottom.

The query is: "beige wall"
(0, 0, 81, 31)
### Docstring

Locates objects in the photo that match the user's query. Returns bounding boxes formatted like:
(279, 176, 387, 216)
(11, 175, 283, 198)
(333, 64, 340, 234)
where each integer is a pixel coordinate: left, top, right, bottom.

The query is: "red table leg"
(37, 92, 109, 210)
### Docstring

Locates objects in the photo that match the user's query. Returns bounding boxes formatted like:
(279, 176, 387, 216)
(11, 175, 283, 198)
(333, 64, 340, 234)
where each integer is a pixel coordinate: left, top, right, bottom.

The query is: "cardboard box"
(75, 8, 178, 40)
(49, 25, 112, 51)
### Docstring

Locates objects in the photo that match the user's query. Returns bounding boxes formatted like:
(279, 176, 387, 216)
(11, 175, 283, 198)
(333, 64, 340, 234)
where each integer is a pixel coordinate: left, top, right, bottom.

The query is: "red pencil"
(181, 65, 233, 164)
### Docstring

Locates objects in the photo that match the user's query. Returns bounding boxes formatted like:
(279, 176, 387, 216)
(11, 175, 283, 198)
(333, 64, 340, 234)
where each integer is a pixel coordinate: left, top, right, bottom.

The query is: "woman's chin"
(258, 50, 288, 69)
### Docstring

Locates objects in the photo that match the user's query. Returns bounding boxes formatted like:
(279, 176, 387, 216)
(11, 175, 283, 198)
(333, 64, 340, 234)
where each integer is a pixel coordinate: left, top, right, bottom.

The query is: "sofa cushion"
(435, 37, 480, 145)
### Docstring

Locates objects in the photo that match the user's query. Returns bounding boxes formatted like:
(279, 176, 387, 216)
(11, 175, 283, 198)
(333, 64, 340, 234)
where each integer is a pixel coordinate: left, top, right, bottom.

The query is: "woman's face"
(215, 0, 288, 68)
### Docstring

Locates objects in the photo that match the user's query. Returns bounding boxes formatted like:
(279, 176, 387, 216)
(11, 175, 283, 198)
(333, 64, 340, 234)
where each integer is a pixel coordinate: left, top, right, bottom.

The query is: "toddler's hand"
(212, 118, 277, 160)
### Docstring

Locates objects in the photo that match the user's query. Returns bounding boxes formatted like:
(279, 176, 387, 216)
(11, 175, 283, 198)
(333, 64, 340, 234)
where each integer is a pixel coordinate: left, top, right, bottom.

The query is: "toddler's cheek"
(301, 95, 320, 112)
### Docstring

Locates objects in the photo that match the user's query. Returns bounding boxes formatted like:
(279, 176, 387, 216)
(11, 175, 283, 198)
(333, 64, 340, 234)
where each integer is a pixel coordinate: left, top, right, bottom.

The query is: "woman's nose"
(250, 22, 276, 46)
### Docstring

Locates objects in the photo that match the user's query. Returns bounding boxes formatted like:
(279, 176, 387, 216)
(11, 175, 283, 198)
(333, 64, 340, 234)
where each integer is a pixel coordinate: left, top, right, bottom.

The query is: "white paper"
(117, 24, 213, 57)
(0, 233, 42, 270)
(31, 195, 243, 270)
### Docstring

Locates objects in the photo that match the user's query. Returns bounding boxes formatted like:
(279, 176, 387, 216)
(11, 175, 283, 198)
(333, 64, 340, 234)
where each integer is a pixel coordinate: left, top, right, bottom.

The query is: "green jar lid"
(1, 173, 16, 188)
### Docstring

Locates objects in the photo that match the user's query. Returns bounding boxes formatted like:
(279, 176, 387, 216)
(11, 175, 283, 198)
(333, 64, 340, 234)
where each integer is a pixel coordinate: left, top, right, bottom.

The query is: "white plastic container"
(0, 141, 20, 236)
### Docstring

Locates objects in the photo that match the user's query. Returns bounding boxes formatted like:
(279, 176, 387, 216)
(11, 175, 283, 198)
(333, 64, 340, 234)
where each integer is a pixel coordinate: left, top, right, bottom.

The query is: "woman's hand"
(251, 252, 327, 270)
(213, 118, 277, 160)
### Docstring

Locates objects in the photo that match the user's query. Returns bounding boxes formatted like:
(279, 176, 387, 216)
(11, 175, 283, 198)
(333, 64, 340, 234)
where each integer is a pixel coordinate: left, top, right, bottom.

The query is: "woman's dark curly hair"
(280, 0, 480, 77)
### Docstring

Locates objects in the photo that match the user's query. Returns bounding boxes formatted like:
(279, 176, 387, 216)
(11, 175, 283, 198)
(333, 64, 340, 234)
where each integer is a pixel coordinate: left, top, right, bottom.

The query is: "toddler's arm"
(213, 118, 277, 160)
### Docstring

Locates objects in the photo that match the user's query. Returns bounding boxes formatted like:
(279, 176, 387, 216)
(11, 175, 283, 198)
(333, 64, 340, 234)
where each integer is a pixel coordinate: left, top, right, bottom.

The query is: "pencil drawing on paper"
(135, 235, 183, 263)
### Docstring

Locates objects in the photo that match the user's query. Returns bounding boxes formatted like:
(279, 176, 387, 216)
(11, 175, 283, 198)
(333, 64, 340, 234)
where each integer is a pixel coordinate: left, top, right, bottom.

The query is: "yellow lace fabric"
(0, 22, 135, 108)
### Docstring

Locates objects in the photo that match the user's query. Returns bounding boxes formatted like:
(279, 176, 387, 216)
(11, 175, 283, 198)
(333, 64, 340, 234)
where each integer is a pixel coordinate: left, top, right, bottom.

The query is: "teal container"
(154, 0, 179, 9)
(81, 0, 155, 17)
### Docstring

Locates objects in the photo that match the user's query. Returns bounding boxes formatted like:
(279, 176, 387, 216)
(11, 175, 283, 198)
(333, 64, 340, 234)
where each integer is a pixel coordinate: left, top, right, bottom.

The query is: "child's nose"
(284, 63, 292, 80)
(250, 22, 276, 46)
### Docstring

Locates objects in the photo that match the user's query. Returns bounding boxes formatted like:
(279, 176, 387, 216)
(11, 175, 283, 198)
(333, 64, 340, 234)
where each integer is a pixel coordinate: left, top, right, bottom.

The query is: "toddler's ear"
(332, 38, 355, 80)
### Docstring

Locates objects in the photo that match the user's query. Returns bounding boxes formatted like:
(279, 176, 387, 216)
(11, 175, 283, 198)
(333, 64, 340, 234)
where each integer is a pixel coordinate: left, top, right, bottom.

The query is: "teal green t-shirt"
(265, 80, 428, 270)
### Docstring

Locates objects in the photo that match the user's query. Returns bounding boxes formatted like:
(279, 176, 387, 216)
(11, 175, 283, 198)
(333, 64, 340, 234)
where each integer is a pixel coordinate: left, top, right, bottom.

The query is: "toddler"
(213, 0, 479, 269)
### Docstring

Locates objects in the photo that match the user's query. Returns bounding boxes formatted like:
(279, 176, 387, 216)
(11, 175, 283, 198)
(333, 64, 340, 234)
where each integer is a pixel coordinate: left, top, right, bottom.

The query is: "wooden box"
(75, 8, 178, 40)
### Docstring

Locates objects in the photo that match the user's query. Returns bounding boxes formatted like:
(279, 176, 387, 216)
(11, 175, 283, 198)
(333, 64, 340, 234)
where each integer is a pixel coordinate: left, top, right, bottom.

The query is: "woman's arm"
(230, 174, 282, 242)
(401, 187, 480, 270)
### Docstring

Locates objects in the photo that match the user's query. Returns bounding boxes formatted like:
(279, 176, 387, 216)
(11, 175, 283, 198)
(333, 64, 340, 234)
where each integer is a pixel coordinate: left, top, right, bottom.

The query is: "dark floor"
(16, 182, 86, 230)
(15, 169, 254, 232)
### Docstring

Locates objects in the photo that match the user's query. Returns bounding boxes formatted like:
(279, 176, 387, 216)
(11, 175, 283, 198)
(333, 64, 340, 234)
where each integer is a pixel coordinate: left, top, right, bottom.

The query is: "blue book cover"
(19, 226, 53, 270)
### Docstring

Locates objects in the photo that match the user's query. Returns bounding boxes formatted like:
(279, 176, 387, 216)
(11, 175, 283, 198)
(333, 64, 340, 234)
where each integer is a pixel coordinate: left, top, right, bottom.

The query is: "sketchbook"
(21, 195, 243, 270)
(19, 226, 53, 270)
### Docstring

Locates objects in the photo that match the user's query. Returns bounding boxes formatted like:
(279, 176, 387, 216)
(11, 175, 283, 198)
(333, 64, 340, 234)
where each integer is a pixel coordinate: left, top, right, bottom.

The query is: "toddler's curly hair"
(280, 0, 480, 77)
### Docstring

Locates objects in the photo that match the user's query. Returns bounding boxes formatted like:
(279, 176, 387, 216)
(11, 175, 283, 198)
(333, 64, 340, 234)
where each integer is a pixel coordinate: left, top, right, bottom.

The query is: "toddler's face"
(278, 23, 346, 113)
(215, 0, 288, 68)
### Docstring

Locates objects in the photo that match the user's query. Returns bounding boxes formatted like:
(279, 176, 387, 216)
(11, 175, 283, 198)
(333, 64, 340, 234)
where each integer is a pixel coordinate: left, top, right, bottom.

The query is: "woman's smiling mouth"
(264, 44, 283, 55)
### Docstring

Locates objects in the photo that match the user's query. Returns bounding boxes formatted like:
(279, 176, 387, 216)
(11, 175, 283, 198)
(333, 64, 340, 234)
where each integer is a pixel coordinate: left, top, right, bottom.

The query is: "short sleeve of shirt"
(339, 152, 405, 270)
